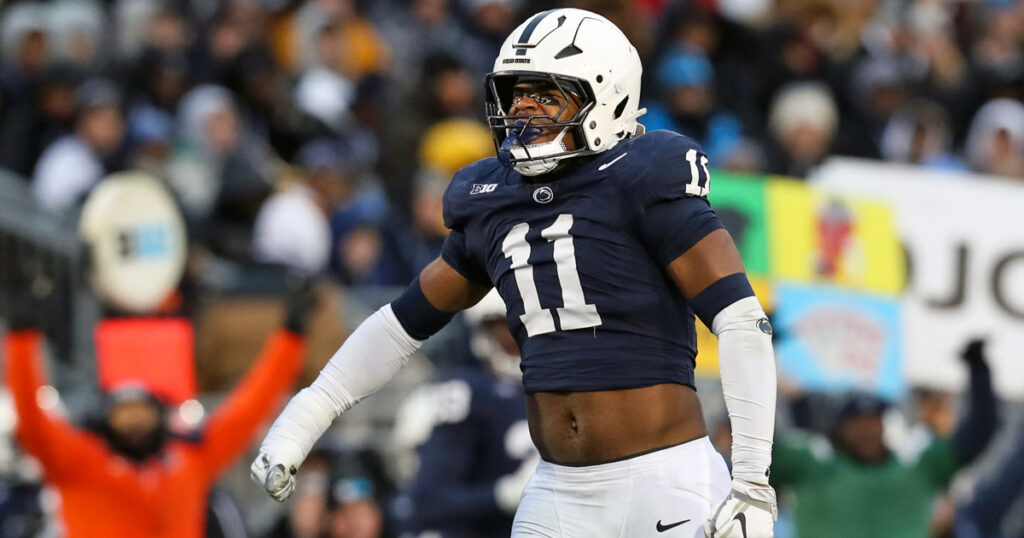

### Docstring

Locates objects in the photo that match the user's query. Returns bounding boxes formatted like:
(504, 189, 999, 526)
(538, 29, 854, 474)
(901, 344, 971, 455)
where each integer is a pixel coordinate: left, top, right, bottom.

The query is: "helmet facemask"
(485, 72, 595, 176)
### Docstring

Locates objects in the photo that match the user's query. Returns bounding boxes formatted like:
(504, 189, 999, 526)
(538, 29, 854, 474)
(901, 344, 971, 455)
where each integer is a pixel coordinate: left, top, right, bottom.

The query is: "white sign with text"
(813, 158, 1024, 398)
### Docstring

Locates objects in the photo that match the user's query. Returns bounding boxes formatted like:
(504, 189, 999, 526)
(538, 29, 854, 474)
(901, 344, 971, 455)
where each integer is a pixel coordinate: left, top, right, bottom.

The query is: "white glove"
(705, 479, 777, 538)
(249, 438, 305, 502)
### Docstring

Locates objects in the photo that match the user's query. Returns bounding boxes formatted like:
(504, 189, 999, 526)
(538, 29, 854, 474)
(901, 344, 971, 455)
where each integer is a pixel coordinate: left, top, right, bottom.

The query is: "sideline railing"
(0, 170, 96, 365)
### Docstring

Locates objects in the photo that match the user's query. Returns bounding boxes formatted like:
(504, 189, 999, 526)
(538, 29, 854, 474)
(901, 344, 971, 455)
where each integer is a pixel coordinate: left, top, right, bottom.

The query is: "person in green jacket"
(770, 340, 997, 538)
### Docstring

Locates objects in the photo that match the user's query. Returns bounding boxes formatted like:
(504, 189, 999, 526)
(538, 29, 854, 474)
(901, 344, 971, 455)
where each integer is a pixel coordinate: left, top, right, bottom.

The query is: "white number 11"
(501, 214, 602, 336)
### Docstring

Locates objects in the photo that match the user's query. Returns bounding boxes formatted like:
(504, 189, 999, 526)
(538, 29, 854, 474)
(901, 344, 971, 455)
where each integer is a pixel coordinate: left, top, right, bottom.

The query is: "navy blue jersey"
(441, 130, 723, 393)
(392, 367, 533, 538)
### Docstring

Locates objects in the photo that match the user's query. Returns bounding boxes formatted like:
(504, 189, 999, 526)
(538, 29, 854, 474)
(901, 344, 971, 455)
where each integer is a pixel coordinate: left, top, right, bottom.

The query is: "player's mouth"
(508, 119, 544, 144)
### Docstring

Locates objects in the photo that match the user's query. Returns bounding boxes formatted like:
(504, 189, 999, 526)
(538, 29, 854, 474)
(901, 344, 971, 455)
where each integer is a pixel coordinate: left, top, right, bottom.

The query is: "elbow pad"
(713, 296, 777, 483)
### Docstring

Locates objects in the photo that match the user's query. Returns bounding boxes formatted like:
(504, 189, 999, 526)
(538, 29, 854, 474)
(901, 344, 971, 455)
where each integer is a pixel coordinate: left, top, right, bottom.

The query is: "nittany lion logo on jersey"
(532, 187, 554, 204)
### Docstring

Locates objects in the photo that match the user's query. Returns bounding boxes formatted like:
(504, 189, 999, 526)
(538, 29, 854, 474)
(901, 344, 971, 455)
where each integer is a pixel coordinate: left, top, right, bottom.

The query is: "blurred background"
(0, 0, 1023, 537)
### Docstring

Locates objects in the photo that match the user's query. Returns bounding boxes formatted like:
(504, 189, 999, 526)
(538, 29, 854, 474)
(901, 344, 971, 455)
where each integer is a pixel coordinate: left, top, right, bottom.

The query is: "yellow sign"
(766, 179, 904, 295)
(692, 177, 903, 379)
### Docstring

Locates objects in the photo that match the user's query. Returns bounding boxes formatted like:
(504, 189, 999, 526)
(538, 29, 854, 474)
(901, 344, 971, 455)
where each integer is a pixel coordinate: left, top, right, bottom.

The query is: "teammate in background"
(2, 283, 314, 538)
(770, 340, 997, 538)
(955, 415, 1024, 538)
(390, 290, 537, 537)
(253, 9, 777, 537)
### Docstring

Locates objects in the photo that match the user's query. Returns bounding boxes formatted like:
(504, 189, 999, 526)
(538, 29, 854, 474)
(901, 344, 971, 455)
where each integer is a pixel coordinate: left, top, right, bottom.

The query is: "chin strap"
(498, 122, 572, 176)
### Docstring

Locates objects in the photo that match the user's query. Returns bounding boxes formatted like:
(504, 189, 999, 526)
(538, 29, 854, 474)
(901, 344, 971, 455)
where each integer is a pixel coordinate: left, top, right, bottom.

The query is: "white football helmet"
(486, 8, 646, 176)
(464, 289, 521, 381)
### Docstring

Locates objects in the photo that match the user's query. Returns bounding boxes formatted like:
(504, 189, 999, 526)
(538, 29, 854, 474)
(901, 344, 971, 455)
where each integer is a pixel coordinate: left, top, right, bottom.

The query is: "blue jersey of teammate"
(441, 130, 723, 393)
(393, 366, 533, 538)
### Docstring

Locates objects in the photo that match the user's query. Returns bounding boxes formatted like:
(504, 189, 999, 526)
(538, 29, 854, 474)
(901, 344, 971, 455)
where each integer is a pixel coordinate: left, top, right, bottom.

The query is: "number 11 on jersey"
(501, 214, 602, 337)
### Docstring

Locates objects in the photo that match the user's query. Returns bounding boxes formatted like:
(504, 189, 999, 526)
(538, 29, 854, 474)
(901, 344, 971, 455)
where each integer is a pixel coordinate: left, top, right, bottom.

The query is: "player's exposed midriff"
(524, 383, 708, 466)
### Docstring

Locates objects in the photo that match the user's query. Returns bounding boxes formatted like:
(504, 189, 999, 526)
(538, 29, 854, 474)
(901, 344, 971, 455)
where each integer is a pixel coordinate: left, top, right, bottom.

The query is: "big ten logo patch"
(471, 183, 498, 195)
(117, 223, 172, 260)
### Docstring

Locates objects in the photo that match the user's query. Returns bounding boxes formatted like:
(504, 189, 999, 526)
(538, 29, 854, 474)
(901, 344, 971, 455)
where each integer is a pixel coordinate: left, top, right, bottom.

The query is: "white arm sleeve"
(712, 295, 777, 483)
(261, 304, 422, 462)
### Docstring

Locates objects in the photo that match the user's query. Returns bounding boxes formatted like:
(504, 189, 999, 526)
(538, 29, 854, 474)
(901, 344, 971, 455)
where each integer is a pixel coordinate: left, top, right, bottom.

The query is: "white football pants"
(512, 436, 731, 538)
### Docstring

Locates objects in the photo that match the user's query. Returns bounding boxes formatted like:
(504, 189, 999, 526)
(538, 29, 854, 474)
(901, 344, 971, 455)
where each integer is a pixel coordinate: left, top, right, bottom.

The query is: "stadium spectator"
(253, 140, 354, 275)
(124, 104, 175, 178)
(324, 451, 389, 538)
(322, 162, 453, 287)
(2, 281, 314, 538)
(764, 81, 839, 178)
(388, 168, 452, 278)
(192, 3, 276, 93)
(774, 0, 867, 65)
(965, 97, 1024, 178)
(0, 65, 79, 178)
(905, 3, 977, 137)
(372, 0, 473, 94)
(170, 83, 275, 263)
(750, 22, 836, 122)
(880, 99, 966, 171)
(457, 0, 520, 77)
(969, 0, 1024, 102)
(770, 339, 998, 538)
(0, 3, 49, 82)
(649, 4, 722, 59)
(844, 57, 909, 159)
(342, 75, 389, 177)
(331, 221, 402, 287)
(31, 77, 125, 214)
(112, 2, 191, 61)
(364, 116, 491, 283)
(0, 0, 51, 160)
(379, 51, 482, 212)
(47, 1, 105, 73)
(642, 47, 743, 165)
(294, 18, 359, 136)
(168, 84, 244, 219)
(128, 49, 190, 119)
(291, 0, 390, 80)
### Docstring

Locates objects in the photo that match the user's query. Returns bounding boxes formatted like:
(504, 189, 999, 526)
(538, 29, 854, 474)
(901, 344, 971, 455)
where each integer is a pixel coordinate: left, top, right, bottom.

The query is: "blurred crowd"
(2, 0, 1024, 537)
(3, 0, 1024, 288)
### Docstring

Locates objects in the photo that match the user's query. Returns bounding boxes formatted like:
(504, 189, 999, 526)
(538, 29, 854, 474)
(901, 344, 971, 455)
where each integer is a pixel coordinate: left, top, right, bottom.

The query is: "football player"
(390, 290, 537, 537)
(252, 9, 777, 537)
